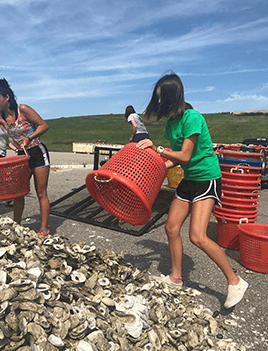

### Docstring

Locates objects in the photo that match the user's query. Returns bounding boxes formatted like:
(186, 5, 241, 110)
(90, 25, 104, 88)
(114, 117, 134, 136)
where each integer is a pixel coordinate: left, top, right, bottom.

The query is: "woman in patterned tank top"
(0, 79, 51, 236)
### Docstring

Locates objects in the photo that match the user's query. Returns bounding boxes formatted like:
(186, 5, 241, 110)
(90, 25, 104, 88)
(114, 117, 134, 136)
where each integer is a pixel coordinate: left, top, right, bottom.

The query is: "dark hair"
(124, 105, 136, 119)
(0, 79, 18, 120)
(144, 73, 192, 121)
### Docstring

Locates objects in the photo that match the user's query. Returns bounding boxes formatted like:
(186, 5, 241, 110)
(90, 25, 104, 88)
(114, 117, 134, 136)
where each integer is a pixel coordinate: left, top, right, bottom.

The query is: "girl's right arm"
(137, 134, 197, 165)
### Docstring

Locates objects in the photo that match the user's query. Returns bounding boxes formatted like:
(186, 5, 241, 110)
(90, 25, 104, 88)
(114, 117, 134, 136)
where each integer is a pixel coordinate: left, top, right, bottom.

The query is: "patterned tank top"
(6, 113, 41, 150)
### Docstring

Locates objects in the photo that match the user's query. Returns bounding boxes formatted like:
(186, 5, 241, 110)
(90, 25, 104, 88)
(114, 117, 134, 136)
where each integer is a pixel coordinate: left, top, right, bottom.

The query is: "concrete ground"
(1, 150, 268, 351)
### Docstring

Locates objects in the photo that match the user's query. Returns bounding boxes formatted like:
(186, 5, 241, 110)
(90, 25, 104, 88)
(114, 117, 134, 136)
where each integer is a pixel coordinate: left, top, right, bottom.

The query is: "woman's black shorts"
(175, 178, 221, 206)
(18, 143, 50, 170)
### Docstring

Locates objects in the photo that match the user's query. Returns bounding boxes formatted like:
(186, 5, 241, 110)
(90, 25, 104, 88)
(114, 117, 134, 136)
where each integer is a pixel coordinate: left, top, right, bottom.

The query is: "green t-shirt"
(164, 109, 221, 181)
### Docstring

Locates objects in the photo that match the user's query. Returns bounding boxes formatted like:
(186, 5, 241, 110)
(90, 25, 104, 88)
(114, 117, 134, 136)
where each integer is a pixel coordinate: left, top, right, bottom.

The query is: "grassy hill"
(41, 112, 268, 152)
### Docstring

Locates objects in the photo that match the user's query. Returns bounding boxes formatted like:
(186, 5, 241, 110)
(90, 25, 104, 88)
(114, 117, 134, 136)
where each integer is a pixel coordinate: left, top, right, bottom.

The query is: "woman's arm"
(129, 120, 137, 142)
(136, 134, 197, 165)
(0, 118, 7, 127)
(8, 142, 17, 152)
(162, 135, 197, 165)
(165, 159, 178, 169)
(18, 104, 49, 148)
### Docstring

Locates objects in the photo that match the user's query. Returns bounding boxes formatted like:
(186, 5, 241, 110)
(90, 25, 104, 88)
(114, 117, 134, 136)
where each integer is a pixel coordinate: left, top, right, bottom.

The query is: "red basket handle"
(94, 175, 112, 183)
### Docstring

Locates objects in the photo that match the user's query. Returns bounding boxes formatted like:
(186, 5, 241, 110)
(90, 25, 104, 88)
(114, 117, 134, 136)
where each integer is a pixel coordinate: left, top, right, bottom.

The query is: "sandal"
(38, 229, 51, 236)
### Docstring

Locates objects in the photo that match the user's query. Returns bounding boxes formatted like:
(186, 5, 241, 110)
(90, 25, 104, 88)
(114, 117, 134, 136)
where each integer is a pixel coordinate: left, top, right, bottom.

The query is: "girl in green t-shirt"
(137, 73, 248, 309)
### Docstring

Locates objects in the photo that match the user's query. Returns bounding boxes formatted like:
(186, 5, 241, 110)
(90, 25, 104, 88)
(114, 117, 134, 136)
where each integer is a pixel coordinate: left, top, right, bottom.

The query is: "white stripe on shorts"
(37, 143, 50, 168)
(192, 179, 221, 204)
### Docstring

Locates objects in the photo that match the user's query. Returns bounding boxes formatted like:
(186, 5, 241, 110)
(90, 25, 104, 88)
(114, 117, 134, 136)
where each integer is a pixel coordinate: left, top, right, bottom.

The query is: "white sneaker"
(224, 276, 248, 309)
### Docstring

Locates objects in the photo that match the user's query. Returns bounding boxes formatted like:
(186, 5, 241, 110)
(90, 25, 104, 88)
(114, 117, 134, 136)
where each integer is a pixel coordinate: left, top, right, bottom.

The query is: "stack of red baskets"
(214, 148, 263, 250)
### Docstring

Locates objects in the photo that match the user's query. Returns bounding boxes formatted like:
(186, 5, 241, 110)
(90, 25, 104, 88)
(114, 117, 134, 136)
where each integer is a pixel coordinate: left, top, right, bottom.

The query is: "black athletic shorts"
(18, 143, 50, 170)
(175, 178, 221, 206)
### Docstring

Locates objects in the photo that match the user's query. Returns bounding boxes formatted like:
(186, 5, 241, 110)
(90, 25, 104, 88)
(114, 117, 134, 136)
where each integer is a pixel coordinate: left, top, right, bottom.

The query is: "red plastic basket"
(221, 171, 261, 182)
(221, 183, 261, 192)
(221, 195, 259, 205)
(214, 215, 252, 250)
(238, 223, 268, 273)
(220, 163, 261, 174)
(86, 143, 167, 225)
(220, 200, 258, 209)
(224, 144, 242, 151)
(221, 177, 261, 187)
(214, 207, 258, 219)
(221, 189, 260, 199)
(0, 155, 31, 200)
(219, 149, 263, 161)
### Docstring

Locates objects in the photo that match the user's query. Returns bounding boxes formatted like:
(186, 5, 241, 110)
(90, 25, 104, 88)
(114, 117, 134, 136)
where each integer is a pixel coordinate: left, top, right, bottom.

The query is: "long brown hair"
(0, 79, 18, 120)
(144, 73, 192, 121)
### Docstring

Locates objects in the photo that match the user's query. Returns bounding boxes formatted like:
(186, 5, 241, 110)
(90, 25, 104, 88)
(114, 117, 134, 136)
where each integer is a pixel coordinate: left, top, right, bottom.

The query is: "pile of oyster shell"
(0, 217, 246, 351)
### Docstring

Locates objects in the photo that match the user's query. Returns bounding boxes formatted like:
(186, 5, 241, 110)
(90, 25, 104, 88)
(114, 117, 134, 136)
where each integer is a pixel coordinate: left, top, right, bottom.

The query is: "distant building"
(230, 110, 268, 116)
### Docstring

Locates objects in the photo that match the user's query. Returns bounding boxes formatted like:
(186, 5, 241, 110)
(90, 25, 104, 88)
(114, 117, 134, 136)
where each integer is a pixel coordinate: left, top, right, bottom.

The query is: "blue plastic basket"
(218, 157, 262, 168)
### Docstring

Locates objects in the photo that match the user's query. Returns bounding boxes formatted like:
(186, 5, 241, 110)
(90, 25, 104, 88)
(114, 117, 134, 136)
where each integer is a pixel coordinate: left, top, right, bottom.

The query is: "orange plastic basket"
(238, 223, 268, 273)
(0, 155, 31, 200)
(86, 143, 167, 225)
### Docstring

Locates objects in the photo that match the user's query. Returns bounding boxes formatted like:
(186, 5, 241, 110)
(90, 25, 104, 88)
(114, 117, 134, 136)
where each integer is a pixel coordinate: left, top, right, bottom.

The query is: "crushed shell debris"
(0, 217, 248, 351)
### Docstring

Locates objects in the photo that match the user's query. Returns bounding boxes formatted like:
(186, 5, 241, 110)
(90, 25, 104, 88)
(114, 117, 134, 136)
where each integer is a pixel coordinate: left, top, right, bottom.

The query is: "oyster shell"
(0, 217, 246, 351)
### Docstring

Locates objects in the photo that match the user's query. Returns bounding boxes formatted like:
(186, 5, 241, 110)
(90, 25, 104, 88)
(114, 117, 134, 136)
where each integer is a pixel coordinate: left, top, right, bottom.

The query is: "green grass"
(41, 113, 268, 152)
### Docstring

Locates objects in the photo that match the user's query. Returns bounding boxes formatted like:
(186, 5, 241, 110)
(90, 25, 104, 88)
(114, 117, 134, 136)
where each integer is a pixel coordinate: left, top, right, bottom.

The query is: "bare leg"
(13, 196, 25, 224)
(189, 198, 239, 285)
(33, 166, 50, 231)
(165, 197, 191, 283)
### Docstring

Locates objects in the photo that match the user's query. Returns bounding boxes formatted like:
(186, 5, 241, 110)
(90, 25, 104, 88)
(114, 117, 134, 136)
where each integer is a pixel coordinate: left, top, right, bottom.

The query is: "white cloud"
(187, 86, 215, 94)
(1, 0, 268, 117)
(225, 93, 268, 103)
(194, 92, 268, 113)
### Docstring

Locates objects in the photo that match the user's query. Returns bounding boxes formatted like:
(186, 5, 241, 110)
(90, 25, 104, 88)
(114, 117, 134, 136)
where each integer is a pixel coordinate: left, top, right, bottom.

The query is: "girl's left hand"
(136, 139, 154, 150)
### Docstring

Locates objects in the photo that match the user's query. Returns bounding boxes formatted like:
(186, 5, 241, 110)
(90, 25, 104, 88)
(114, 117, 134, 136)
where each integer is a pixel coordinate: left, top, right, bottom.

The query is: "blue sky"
(1, 0, 268, 119)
